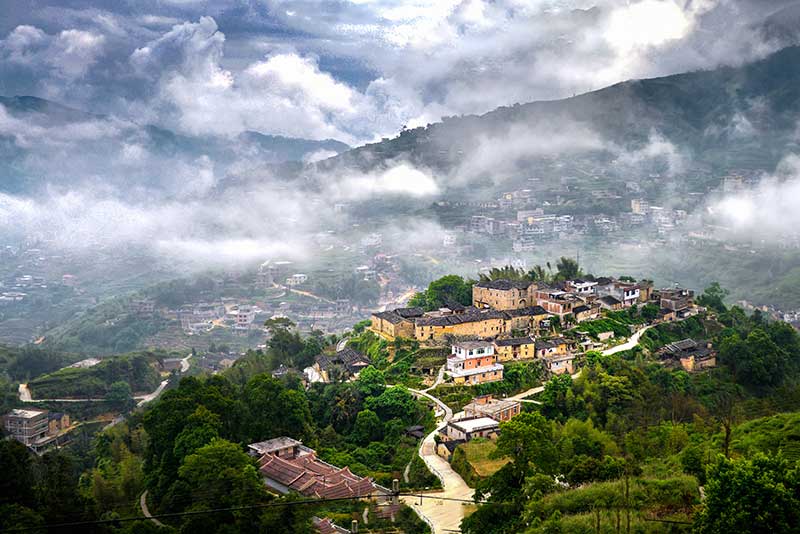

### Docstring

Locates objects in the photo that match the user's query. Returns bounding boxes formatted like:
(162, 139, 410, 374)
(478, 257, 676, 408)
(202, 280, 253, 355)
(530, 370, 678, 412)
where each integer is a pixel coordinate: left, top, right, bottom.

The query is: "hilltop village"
(370, 276, 700, 380)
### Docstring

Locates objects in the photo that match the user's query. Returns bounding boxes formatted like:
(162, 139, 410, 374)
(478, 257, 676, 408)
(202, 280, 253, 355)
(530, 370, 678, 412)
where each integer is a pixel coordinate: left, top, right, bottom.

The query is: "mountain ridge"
(315, 45, 800, 175)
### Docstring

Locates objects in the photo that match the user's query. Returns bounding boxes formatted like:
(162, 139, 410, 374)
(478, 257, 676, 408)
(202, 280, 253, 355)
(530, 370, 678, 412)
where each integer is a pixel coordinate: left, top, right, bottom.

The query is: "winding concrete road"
(140, 490, 164, 527)
(403, 387, 473, 534)
(423, 365, 446, 393)
(601, 324, 653, 356)
(135, 380, 169, 407)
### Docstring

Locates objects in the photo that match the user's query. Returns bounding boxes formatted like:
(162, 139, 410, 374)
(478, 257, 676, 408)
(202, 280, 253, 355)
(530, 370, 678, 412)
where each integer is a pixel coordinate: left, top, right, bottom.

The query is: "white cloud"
(453, 121, 608, 185)
(706, 154, 800, 241)
(614, 130, 687, 176)
(3, 1, 789, 142)
(604, 0, 693, 54)
(49, 29, 106, 79)
(327, 164, 440, 200)
(2, 25, 47, 62)
(129, 17, 379, 142)
(1, 24, 105, 82)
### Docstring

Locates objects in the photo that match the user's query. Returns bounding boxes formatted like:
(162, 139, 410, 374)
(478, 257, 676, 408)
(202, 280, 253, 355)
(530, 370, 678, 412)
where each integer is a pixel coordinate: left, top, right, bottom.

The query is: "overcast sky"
(0, 0, 797, 144)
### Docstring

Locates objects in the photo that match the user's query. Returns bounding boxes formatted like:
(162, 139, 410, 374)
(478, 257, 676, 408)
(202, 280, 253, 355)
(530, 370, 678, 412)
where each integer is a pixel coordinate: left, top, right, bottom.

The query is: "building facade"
(446, 341, 504, 385)
(472, 280, 536, 310)
(444, 417, 501, 441)
(493, 337, 536, 361)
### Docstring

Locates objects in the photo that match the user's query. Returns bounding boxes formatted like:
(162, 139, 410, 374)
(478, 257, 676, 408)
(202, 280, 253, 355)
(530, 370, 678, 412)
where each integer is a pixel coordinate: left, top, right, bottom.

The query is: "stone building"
(472, 279, 537, 310)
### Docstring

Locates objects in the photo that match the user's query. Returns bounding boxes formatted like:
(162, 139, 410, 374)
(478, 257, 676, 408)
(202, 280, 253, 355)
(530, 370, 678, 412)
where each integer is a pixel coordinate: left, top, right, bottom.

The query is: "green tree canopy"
(408, 275, 474, 311)
(356, 365, 386, 398)
(694, 453, 800, 534)
(719, 328, 788, 388)
(106, 380, 134, 410)
(554, 257, 582, 281)
(698, 282, 729, 313)
(365, 386, 418, 423)
(352, 409, 383, 445)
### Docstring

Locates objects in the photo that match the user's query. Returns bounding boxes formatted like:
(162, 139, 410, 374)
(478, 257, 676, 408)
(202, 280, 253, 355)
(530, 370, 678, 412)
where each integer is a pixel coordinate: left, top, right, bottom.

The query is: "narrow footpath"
(19, 354, 193, 406)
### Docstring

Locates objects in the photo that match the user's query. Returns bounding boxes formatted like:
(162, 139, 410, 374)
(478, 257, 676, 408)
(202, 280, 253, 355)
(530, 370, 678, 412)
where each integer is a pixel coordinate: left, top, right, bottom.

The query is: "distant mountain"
(0, 95, 104, 124)
(0, 96, 349, 195)
(317, 46, 800, 177)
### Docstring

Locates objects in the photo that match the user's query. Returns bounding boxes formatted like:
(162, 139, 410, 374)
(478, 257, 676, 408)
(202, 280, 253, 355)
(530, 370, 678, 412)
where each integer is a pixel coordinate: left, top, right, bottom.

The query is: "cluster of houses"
(370, 276, 698, 386)
(373, 277, 698, 342)
(437, 393, 522, 459)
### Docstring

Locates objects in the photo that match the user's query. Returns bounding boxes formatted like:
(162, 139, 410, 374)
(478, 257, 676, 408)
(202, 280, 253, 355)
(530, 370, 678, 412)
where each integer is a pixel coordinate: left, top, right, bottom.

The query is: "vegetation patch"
(28, 351, 162, 398)
(459, 439, 509, 477)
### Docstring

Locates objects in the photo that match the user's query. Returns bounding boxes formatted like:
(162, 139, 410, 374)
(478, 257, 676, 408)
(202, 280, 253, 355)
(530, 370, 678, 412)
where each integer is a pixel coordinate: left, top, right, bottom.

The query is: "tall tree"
(409, 275, 474, 311)
(555, 257, 581, 280)
(694, 453, 800, 534)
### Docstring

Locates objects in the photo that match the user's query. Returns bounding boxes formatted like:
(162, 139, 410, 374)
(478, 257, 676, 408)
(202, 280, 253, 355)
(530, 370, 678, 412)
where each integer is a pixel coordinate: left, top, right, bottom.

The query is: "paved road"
(136, 380, 169, 407)
(422, 365, 446, 393)
(403, 387, 473, 534)
(601, 324, 653, 355)
(507, 372, 580, 402)
(140, 490, 164, 527)
(508, 325, 654, 402)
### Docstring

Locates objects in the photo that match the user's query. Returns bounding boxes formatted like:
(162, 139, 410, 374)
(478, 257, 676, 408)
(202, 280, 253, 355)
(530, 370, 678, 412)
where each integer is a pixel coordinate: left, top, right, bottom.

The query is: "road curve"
(601, 324, 653, 356)
(401, 323, 656, 531)
(140, 490, 164, 527)
(508, 325, 654, 402)
(403, 387, 473, 534)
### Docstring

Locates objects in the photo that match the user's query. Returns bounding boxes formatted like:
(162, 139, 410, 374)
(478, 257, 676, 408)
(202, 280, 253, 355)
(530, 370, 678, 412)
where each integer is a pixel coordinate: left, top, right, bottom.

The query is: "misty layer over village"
(2, 2, 800, 534)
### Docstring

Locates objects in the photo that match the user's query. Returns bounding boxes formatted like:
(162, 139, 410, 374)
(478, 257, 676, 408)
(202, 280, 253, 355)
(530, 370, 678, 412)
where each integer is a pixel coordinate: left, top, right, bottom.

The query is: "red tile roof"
(258, 451, 380, 499)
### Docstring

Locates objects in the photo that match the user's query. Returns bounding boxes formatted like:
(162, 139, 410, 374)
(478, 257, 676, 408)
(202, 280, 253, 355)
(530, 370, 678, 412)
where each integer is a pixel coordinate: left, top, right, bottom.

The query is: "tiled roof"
(536, 338, 566, 350)
(503, 305, 549, 318)
(453, 340, 493, 350)
(315, 347, 371, 374)
(494, 336, 535, 347)
(312, 517, 350, 534)
(475, 279, 533, 290)
(415, 309, 506, 327)
(258, 451, 381, 500)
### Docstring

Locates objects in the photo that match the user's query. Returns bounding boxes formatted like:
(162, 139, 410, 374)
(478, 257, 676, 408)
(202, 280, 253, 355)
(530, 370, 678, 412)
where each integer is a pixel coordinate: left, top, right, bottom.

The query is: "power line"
(4, 492, 490, 532)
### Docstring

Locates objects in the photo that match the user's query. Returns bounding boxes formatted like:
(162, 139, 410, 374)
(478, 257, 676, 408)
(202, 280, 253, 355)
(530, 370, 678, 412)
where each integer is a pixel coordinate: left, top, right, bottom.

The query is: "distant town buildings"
(286, 273, 308, 286)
